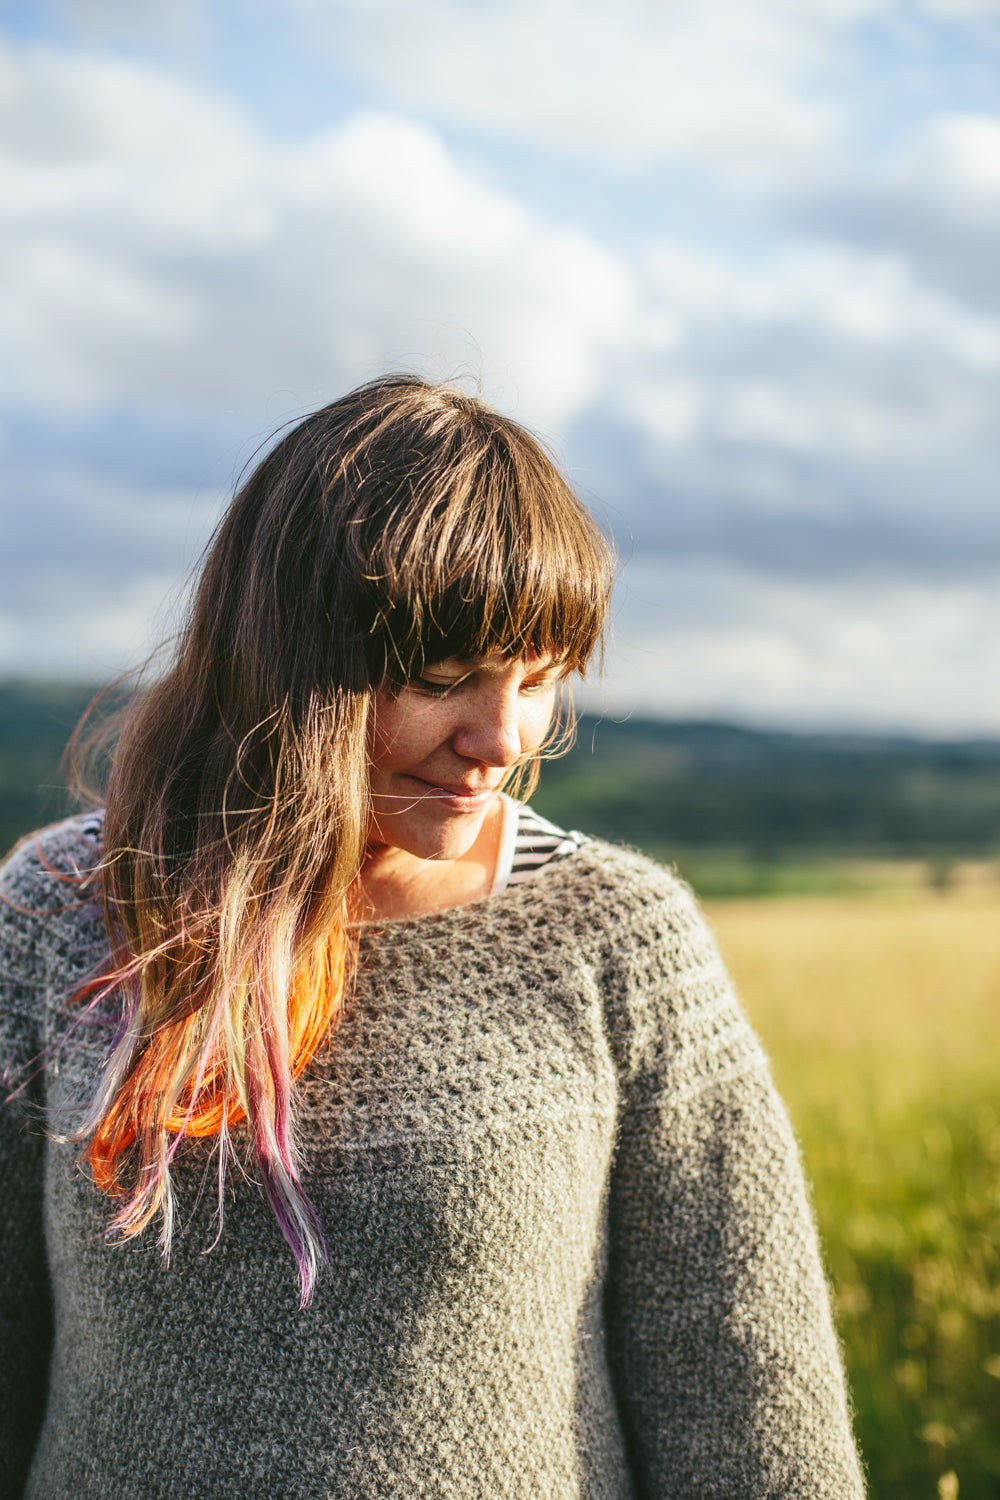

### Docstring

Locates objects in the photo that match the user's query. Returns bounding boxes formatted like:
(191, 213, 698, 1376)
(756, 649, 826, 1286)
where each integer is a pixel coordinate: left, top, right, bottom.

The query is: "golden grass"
(702, 884, 1000, 1500)
(706, 884, 1000, 1118)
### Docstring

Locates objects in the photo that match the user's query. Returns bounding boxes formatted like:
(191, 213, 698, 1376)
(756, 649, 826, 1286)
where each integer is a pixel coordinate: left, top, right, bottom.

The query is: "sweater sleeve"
(599, 858, 866, 1498)
(0, 838, 59, 1498)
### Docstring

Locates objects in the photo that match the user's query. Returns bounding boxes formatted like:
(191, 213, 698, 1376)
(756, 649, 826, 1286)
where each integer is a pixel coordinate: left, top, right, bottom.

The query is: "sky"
(2, 0, 1000, 734)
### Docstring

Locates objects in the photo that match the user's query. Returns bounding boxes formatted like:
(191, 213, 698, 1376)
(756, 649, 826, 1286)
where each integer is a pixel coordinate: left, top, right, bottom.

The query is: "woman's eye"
(408, 667, 558, 696)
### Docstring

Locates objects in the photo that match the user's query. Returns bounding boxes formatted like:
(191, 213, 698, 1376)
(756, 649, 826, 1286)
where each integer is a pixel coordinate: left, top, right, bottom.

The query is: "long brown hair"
(76, 374, 613, 1301)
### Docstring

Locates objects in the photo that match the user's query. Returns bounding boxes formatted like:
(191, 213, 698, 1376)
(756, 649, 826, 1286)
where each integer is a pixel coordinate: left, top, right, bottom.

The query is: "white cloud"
(283, 0, 1000, 186)
(5, 34, 995, 463)
(898, 113, 1000, 217)
(4, 18, 1000, 730)
(602, 237, 1000, 501)
(639, 238, 1000, 370)
(0, 459, 224, 678)
(51, 0, 207, 47)
(583, 556, 1000, 735)
(916, 0, 1000, 14)
(0, 42, 634, 428)
(0, 567, 185, 680)
(287, 0, 852, 183)
(783, 108, 1000, 316)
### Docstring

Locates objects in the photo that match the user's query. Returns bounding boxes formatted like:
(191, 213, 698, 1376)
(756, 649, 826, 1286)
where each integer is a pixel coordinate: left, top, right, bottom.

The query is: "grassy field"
(705, 871, 1000, 1500)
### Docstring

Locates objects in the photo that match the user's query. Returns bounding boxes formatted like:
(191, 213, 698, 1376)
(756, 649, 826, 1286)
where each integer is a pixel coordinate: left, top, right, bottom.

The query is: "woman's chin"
(370, 805, 491, 866)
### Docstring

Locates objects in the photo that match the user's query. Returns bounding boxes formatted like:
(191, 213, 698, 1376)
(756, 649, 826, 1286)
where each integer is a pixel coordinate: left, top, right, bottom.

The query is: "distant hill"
(0, 680, 98, 857)
(536, 720, 1000, 864)
(2, 679, 1000, 865)
(532, 714, 1000, 858)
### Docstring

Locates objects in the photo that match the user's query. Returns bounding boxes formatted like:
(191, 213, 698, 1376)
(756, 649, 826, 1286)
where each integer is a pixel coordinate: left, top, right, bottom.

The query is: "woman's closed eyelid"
(408, 663, 562, 696)
(409, 672, 470, 695)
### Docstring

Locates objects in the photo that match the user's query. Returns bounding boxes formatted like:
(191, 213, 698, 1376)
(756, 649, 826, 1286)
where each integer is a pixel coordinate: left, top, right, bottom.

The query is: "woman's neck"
(358, 796, 504, 922)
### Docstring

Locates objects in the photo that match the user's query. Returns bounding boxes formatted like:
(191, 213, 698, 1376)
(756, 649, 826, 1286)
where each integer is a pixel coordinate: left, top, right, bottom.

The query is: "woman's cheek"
(523, 691, 557, 750)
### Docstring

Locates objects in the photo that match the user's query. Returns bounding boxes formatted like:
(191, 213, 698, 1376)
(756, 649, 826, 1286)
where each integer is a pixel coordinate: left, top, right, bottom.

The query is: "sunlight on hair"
(65, 375, 613, 1301)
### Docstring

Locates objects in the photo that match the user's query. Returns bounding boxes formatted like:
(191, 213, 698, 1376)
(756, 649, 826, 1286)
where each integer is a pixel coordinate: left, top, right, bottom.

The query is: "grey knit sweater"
(0, 815, 865, 1499)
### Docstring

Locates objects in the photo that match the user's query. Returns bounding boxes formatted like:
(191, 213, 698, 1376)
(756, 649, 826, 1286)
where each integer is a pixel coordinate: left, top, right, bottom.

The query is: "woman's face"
(368, 651, 563, 863)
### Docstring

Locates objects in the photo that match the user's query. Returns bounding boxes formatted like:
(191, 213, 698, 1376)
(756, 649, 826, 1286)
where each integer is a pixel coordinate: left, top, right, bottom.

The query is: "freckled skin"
(362, 652, 561, 919)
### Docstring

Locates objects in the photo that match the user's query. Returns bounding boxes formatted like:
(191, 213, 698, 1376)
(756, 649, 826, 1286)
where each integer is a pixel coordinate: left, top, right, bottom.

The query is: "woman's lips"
(403, 776, 496, 811)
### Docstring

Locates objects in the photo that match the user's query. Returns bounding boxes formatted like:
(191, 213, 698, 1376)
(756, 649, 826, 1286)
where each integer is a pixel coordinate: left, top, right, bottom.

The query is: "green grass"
(661, 849, 918, 900)
(809, 1093, 1000, 1498)
(709, 888, 1000, 1499)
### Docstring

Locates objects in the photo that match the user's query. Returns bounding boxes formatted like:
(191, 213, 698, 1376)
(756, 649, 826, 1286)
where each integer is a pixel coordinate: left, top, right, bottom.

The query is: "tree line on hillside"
(532, 715, 1000, 859)
(2, 679, 1000, 863)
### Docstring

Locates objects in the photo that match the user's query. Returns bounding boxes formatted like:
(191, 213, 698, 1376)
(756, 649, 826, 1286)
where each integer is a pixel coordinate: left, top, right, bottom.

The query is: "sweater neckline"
(352, 833, 593, 937)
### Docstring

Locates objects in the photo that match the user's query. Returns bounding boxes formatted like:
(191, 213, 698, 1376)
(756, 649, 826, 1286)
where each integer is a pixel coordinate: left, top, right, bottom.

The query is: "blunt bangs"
(350, 399, 614, 684)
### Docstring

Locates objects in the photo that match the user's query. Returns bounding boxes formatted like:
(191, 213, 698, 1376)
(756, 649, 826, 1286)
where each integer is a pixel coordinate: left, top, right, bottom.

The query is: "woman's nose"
(451, 691, 522, 768)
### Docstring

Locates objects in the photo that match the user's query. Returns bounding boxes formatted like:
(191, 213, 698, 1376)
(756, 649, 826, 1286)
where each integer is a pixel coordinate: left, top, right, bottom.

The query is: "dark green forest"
(533, 713, 1000, 854)
(0, 680, 99, 856)
(3, 679, 1000, 895)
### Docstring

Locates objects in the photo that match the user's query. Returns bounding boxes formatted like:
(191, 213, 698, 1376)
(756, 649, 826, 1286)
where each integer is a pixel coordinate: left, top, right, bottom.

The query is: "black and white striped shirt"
(491, 795, 589, 895)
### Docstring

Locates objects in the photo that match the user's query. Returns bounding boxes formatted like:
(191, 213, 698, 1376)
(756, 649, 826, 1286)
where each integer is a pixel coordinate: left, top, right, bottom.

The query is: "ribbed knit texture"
(0, 816, 865, 1499)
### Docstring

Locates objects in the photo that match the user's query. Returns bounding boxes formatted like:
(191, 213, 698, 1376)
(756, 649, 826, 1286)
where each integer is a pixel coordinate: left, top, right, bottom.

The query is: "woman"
(0, 375, 865, 1498)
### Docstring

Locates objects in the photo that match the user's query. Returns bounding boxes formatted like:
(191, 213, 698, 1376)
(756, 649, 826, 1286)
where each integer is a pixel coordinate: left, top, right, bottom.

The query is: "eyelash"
(410, 675, 556, 697)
